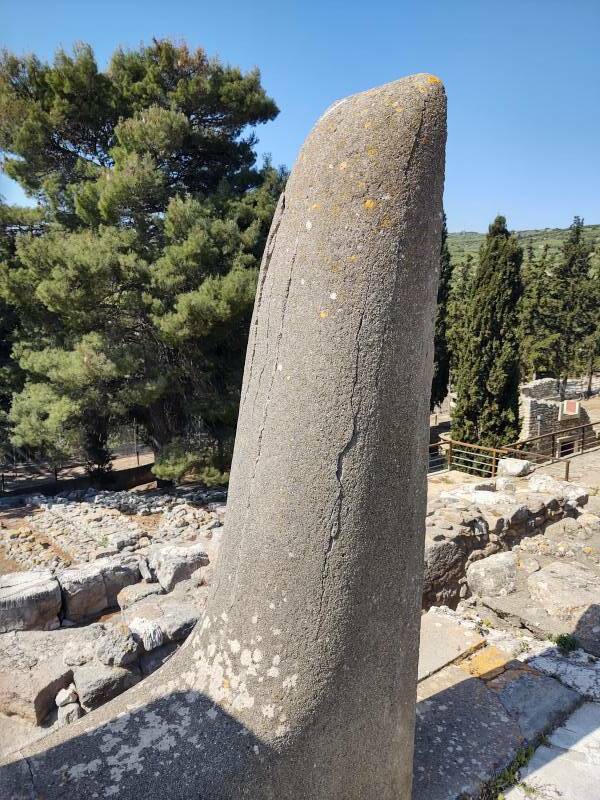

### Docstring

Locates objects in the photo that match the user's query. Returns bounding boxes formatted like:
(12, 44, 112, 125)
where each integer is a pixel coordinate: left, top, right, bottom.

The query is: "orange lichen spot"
(363, 198, 378, 211)
(319, 309, 330, 319)
(364, 120, 373, 129)
(222, 678, 231, 689)
(379, 215, 392, 230)
(338, 161, 348, 171)
(366, 147, 378, 158)
(311, 202, 322, 210)
(425, 74, 442, 85)
(330, 261, 341, 273)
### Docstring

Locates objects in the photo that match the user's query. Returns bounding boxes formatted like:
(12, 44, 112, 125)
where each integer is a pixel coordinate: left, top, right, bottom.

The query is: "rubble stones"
(55, 684, 78, 707)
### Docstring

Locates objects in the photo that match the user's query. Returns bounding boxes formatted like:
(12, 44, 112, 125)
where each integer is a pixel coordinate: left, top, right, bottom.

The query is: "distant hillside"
(448, 223, 600, 267)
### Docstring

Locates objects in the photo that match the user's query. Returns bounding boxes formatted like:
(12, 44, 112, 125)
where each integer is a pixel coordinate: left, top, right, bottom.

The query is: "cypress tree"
(451, 216, 523, 447)
(551, 216, 593, 395)
(446, 253, 474, 380)
(430, 214, 453, 410)
(519, 244, 560, 379)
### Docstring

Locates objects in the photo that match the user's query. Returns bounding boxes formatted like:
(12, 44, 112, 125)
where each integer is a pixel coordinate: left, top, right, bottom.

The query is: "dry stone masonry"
(0, 73, 446, 799)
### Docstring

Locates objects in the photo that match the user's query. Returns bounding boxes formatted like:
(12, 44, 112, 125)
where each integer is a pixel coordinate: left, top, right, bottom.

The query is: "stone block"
(0, 570, 61, 633)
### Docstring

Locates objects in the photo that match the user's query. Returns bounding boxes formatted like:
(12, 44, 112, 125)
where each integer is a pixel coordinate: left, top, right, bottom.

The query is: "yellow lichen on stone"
(460, 645, 513, 679)
(311, 202, 322, 210)
(364, 120, 373, 129)
(425, 74, 442, 85)
(339, 161, 348, 171)
(349, 255, 359, 262)
(366, 147, 378, 158)
(319, 309, 330, 319)
(363, 198, 378, 211)
(379, 215, 392, 229)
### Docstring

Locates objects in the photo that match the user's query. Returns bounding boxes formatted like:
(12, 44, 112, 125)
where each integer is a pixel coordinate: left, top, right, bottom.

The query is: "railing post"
(551, 432, 556, 459)
(564, 460, 570, 481)
(447, 441, 453, 471)
(491, 448, 498, 477)
(581, 426, 585, 453)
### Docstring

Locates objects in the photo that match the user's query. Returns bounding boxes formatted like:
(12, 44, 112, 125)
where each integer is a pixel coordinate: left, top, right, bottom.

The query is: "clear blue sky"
(1, 0, 599, 232)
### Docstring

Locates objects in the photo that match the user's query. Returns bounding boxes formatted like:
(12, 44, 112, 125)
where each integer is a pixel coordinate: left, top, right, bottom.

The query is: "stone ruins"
(1, 72, 447, 798)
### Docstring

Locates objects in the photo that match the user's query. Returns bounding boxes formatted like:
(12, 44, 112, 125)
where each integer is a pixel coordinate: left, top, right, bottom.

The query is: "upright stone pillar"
(1, 74, 445, 800)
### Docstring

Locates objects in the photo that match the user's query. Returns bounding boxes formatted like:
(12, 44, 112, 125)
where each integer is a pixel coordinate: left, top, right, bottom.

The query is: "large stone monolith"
(0, 74, 446, 800)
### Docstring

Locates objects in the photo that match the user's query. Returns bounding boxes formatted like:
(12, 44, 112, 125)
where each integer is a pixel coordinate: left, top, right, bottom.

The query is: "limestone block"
(497, 458, 535, 477)
(467, 551, 518, 597)
(148, 543, 209, 591)
(73, 663, 141, 711)
(94, 623, 140, 667)
(0, 570, 61, 633)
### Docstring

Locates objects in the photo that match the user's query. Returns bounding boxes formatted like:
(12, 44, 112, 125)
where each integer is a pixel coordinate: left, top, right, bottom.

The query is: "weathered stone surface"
(58, 556, 140, 622)
(0, 570, 61, 633)
(148, 543, 209, 591)
(73, 663, 141, 711)
(58, 701, 83, 727)
(528, 473, 588, 506)
(116, 581, 164, 610)
(61, 624, 105, 666)
(528, 561, 600, 620)
(94, 623, 139, 666)
(492, 671, 580, 743)
(139, 642, 178, 676)
(413, 665, 522, 800)
(0, 74, 446, 799)
(0, 629, 74, 723)
(121, 593, 204, 648)
(418, 608, 484, 680)
(55, 684, 77, 707)
(506, 703, 600, 800)
(497, 458, 535, 477)
(467, 551, 517, 597)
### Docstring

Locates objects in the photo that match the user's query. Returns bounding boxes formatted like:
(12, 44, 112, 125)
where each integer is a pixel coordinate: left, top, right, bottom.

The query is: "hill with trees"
(448, 223, 600, 271)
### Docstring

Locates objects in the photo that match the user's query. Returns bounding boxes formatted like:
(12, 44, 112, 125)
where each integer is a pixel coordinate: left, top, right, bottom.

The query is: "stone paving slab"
(413, 665, 523, 800)
(491, 671, 580, 743)
(418, 609, 484, 681)
(506, 727, 600, 799)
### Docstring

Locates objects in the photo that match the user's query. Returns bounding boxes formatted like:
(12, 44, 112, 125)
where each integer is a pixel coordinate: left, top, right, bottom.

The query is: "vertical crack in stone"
(316, 97, 428, 638)
(316, 290, 369, 637)
(24, 755, 36, 799)
(240, 192, 286, 415)
(227, 235, 298, 614)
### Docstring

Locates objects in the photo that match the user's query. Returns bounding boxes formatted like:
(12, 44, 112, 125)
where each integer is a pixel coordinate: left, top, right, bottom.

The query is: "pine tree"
(0, 41, 283, 475)
(430, 214, 453, 410)
(451, 216, 523, 446)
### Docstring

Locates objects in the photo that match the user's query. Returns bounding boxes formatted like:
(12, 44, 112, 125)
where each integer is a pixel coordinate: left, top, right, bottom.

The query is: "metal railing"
(509, 419, 600, 462)
(428, 418, 600, 479)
